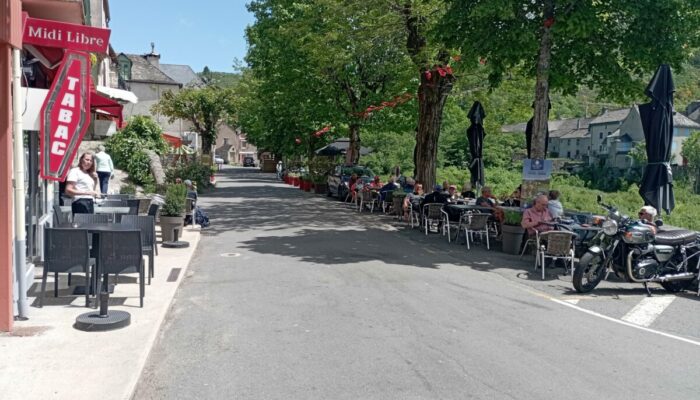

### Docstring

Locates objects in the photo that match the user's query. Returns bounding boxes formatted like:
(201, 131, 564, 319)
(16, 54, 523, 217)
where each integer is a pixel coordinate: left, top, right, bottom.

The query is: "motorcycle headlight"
(602, 220, 618, 236)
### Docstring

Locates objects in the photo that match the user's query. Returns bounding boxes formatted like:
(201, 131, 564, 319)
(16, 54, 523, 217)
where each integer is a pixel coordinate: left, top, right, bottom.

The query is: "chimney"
(223, 138, 230, 146)
(144, 42, 160, 68)
(576, 119, 580, 129)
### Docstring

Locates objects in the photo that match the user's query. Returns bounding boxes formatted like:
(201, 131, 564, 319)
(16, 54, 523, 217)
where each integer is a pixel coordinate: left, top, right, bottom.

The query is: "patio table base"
(74, 310, 130, 332)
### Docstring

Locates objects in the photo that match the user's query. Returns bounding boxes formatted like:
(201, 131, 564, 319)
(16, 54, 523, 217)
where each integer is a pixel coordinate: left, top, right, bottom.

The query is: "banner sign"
(522, 159, 553, 181)
(40, 51, 91, 181)
(23, 16, 110, 53)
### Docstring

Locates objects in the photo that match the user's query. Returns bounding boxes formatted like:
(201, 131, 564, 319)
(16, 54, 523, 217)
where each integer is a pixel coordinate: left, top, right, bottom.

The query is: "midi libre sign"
(39, 51, 91, 181)
(23, 16, 110, 53)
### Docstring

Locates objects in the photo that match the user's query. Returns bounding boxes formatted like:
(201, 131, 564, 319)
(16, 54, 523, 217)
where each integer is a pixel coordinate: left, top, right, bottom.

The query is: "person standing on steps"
(65, 153, 101, 215)
(95, 144, 114, 194)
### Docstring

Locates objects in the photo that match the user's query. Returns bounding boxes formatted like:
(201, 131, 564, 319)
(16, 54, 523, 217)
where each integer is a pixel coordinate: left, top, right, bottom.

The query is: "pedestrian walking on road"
(95, 144, 114, 194)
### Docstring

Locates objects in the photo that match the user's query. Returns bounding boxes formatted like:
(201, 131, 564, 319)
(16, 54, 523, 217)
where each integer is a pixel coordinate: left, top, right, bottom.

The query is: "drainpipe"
(11, 48, 28, 319)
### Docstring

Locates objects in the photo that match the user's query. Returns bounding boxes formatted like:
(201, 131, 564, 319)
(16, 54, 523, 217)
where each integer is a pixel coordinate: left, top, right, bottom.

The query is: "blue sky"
(108, 0, 254, 73)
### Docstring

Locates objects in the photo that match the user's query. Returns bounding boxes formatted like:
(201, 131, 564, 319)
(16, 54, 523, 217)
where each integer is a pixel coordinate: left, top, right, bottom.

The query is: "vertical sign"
(39, 50, 91, 181)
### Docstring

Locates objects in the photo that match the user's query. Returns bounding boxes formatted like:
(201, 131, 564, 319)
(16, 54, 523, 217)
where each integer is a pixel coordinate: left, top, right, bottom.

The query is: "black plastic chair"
(101, 200, 127, 208)
(120, 215, 156, 284)
(126, 199, 141, 215)
(97, 230, 145, 308)
(73, 213, 110, 225)
(147, 203, 160, 253)
(52, 204, 70, 226)
(105, 194, 131, 201)
(40, 228, 94, 308)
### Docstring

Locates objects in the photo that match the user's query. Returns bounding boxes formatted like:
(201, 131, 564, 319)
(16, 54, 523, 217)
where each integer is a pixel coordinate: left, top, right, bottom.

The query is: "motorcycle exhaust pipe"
(652, 273, 696, 282)
(627, 250, 645, 283)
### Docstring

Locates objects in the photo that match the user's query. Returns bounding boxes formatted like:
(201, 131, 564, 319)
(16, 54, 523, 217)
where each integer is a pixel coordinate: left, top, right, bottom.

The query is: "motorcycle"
(572, 196, 700, 294)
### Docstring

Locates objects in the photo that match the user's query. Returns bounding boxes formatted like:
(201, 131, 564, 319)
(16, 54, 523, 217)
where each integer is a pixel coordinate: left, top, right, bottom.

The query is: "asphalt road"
(134, 167, 700, 400)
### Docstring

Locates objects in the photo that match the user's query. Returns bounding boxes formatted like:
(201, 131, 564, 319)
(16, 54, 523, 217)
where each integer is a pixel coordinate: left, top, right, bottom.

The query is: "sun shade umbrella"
(467, 101, 486, 188)
(525, 101, 551, 159)
(315, 139, 371, 157)
(639, 64, 675, 215)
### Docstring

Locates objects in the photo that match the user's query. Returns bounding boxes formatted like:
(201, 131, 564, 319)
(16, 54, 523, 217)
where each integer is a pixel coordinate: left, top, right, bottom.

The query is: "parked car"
(243, 157, 256, 167)
(327, 165, 374, 200)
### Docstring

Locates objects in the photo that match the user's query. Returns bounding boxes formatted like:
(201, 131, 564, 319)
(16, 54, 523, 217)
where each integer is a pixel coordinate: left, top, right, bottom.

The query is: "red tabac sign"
(23, 16, 110, 54)
(40, 51, 91, 181)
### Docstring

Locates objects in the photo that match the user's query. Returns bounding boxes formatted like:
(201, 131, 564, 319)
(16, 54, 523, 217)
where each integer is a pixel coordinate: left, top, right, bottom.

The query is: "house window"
(607, 131, 611, 136)
(599, 132, 603, 139)
(241, 141, 247, 149)
(618, 142, 632, 152)
(567, 151, 571, 158)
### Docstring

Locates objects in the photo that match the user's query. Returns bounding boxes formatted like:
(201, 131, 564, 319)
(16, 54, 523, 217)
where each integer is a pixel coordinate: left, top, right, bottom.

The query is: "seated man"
(548, 190, 564, 219)
(638, 205, 658, 225)
(476, 186, 504, 224)
(424, 184, 447, 204)
(521, 195, 554, 236)
(445, 185, 459, 203)
(379, 177, 399, 202)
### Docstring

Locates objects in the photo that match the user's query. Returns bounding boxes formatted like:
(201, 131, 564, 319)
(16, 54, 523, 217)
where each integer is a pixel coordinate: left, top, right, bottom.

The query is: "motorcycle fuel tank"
(622, 222, 656, 244)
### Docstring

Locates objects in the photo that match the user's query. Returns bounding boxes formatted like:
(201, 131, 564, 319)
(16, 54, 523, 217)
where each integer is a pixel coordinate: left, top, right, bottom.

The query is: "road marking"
(490, 276, 700, 347)
(621, 296, 676, 327)
(563, 299, 580, 305)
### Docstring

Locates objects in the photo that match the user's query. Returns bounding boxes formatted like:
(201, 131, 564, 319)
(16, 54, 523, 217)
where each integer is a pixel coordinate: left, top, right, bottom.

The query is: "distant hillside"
(197, 67, 241, 88)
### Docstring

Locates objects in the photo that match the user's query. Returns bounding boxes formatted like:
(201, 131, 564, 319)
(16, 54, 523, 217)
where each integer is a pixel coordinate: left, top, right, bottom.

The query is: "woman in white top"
(94, 144, 114, 194)
(65, 152, 100, 214)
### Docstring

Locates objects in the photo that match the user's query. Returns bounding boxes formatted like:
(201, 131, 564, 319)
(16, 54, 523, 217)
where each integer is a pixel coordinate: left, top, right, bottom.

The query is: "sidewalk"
(0, 226, 201, 400)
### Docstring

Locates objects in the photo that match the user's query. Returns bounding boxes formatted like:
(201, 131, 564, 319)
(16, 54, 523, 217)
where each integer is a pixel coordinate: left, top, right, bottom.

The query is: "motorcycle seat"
(655, 230, 697, 246)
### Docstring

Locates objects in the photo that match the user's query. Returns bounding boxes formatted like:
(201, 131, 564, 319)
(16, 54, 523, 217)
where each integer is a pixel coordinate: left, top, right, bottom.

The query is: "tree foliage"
(682, 130, 700, 193)
(152, 87, 237, 154)
(105, 115, 168, 185)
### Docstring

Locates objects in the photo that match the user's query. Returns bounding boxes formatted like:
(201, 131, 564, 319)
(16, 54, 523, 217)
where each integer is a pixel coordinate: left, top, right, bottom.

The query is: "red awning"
(162, 133, 182, 148)
(90, 91, 123, 126)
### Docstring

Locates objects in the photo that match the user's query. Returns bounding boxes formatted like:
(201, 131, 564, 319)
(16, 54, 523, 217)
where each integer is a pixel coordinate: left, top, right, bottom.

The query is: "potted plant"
(312, 175, 328, 194)
(501, 208, 525, 255)
(159, 183, 187, 242)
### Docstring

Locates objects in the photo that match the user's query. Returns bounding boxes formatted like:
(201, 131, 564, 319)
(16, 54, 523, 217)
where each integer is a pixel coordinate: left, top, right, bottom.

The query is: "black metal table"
(62, 223, 140, 331)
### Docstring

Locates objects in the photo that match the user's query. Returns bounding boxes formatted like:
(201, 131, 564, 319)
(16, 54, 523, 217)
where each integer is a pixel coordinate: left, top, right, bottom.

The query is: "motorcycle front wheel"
(573, 252, 607, 293)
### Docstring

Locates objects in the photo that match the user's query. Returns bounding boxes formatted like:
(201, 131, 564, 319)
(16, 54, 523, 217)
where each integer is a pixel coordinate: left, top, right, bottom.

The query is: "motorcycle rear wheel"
(573, 252, 606, 293)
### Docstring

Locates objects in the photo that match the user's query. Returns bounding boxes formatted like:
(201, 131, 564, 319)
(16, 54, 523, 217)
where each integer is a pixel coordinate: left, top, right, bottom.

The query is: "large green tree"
(682, 131, 700, 193)
(152, 86, 237, 154)
(441, 0, 700, 163)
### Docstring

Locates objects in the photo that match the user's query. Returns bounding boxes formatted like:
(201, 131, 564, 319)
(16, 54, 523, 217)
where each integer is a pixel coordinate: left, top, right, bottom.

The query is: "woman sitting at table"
(403, 183, 424, 221)
(65, 152, 101, 215)
(369, 175, 382, 190)
(476, 186, 505, 224)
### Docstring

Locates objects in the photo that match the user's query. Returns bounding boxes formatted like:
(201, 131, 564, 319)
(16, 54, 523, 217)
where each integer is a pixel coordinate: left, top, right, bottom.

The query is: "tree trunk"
(345, 123, 361, 165)
(415, 72, 453, 189)
(531, 0, 553, 160)
(523, 0, 554, 203)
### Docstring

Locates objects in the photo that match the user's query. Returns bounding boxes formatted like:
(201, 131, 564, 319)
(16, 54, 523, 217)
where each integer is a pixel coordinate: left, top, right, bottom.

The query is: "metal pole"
(11, 48, 28, 318)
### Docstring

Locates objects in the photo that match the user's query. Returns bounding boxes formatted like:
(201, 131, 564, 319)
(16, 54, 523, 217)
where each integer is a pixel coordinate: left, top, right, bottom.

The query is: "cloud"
(178, 17, 194, 28)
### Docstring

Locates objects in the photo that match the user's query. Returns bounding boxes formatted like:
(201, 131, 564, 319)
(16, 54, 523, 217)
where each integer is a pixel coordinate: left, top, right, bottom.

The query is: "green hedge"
(106, 116, 169, 185)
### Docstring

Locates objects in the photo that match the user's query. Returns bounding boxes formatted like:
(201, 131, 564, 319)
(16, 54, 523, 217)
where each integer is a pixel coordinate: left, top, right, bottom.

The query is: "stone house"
(215, 125, 258, 165)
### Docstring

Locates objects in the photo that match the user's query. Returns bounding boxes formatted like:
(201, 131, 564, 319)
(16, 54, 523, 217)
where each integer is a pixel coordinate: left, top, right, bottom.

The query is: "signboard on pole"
(522, 158, 553, 181)
(23, 16, 110, 54)
(39, 50, 91, 181)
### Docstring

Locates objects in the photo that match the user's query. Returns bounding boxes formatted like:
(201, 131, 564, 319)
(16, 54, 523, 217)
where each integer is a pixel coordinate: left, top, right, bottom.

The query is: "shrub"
(106, 116, 169, 185)
(165, 160, 212, 192)
(119, 183, 136, 195)
(161, 184, 187, 217)
(503, 209, 523, 226)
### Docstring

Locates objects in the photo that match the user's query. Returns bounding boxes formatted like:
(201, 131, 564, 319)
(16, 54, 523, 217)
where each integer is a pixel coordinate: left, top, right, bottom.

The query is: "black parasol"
(467, 101, 486, 187)
(639, 64, 675, 215)
(525, 101, 551, 159)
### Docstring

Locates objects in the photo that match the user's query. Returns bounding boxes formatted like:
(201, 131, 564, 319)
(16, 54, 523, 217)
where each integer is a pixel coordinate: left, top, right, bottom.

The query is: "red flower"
(295, 137, 302, 144)
(544, 17, 555, 28)
(437, 67, 447, 77)
(424, 70, 432, 81)
(445, 66, 453, 75)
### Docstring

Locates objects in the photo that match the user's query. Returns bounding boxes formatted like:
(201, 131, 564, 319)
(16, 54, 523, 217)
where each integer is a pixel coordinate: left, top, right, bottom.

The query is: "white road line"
(550, 297, 700, 347)
(621, 296, 676, 327)
(563, 299, 580, 305)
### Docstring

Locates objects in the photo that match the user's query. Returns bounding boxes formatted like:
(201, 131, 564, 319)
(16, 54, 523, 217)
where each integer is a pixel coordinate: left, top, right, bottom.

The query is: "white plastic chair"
(534, 230, 577, 280)
(463, 213, 491, 250)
